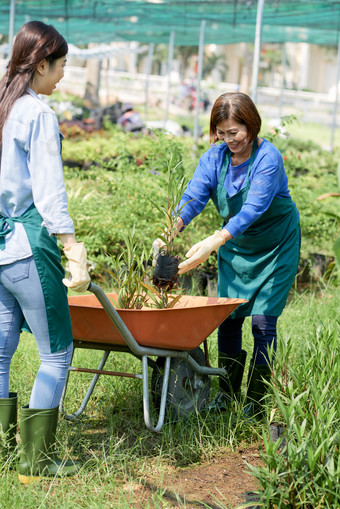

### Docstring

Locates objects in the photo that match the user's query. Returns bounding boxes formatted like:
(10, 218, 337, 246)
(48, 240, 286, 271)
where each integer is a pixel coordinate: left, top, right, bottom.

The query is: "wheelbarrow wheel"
(151, 347, 210, 420)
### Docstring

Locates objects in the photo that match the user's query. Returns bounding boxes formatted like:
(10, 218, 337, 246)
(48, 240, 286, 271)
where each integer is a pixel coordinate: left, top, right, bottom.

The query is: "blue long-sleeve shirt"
(0, 88, 74, 264)
(178, 139, 291, 238)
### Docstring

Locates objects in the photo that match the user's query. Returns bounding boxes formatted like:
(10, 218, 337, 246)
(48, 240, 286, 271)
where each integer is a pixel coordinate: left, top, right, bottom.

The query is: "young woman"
(0, 21, 90, 482)
(155, 92, 300, 418)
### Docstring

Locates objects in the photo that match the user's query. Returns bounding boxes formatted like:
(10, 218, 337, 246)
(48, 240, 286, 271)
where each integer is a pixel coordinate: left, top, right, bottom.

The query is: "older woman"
(173, 92, 299, 418)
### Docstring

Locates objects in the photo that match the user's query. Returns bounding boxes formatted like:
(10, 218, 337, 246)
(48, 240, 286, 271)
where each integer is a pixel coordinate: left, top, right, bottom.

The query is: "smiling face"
(216, 119, 250, 156)
(31, 56, 67, 95)
(210, 93, 262, 149)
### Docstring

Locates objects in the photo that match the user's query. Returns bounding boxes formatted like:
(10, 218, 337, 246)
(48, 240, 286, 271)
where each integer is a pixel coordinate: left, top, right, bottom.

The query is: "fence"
(0, 59, 338, 146)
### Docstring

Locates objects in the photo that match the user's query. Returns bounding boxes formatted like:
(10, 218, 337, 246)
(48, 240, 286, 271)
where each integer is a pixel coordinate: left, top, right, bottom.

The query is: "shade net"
(0, 1, 339, 47)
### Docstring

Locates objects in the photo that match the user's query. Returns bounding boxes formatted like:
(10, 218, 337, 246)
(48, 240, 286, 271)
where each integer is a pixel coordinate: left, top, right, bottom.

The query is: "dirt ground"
(123, 444, 263, 508)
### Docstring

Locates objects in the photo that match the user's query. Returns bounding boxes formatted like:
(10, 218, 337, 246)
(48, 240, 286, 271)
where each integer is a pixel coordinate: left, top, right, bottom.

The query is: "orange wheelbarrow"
(59, 283, 247, 432)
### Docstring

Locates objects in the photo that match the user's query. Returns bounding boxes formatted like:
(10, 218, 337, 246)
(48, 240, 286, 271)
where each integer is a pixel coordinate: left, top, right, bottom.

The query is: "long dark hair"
(209, 92, 261, 143)
(0, 21, 68, 143)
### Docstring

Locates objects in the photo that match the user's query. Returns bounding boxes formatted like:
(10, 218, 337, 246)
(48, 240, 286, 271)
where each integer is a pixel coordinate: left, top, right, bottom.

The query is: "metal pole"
(279, 43, 287, 118)
(330, 33, 340, 152)
(298, 44, 309, 92)
(8, 0, 16, 60)
(194, 19, 206, 144)
(144, 43, 154, 121)
(250, 0, 265, 104)
(164, 31, 175, 126)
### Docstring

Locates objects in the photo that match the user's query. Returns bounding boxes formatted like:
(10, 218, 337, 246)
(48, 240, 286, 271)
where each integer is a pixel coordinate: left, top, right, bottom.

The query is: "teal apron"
(212, 141, 300, 318)
(0, 205, 73, 353)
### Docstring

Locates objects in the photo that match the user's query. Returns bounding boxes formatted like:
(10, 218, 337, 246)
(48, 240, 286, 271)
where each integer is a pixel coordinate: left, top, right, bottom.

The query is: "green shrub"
(62, 126, 340, 284)
(247, 323, 340, 508)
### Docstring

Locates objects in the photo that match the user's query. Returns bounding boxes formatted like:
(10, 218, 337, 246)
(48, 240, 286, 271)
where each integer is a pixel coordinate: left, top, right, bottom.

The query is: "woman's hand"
(178, 229, 231, 274)
(61, 241, 91, 292)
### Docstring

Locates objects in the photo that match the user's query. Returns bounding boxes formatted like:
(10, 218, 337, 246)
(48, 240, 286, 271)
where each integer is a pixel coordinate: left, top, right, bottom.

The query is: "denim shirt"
(0, 88, 74, 265)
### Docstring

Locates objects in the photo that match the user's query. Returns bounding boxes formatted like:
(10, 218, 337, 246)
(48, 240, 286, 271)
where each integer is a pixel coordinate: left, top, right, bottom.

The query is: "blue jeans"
(0, 256, 73, 408)
(218, 315, 278, 365)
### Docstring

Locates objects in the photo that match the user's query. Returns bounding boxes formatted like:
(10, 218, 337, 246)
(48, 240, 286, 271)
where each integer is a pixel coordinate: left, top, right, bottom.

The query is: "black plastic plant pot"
(153, 252, 180, 290)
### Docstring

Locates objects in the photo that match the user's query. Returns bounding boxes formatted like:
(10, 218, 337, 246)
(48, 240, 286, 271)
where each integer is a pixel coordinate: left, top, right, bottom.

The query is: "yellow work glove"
(177, 230, 226, 275)
(62, 242, 91, 292)
(152, 237, 167, 267)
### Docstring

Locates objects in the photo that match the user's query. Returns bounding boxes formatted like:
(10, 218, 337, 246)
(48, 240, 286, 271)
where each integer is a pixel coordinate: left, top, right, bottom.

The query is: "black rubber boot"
(18, 405, 79, 484)
(0, 392, 18, 462)
(208, 350, 247, 411)
(244, 362, 271, 421)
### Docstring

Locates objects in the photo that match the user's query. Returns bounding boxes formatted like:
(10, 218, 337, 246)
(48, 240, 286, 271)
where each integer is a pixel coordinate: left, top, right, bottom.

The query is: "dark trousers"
(218, 315, 278, 366)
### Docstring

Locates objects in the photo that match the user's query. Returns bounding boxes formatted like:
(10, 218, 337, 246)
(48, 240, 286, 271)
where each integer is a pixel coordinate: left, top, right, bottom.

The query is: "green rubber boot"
(208, 350, 247, 411)
(0, 392, 18, 462)
(244, 362, 271, 421)
(18, 405, 79, 484)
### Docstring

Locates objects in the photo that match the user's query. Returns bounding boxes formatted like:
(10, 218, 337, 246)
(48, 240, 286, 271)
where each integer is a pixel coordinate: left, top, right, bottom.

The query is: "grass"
(1, 279, 339, 508)
(279, 120, 340, 151)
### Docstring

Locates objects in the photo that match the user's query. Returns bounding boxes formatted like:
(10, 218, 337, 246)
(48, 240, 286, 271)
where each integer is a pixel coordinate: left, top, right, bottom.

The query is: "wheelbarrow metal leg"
(143, 355, 171, 433)
(59, 350, 110, 420)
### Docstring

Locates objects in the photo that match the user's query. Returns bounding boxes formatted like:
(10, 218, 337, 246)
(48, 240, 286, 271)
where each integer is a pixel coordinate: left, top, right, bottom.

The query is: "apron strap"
(0, 203, 37, 251)
(219, 149, 231, 185)
(0, 216, 14, 250)
(245, 139, 259, 184)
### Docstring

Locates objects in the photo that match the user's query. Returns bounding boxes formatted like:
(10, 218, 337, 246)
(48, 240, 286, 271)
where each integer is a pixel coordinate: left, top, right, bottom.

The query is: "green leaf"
(140, 281, 161, 297)
(166, 292, 184, 308)
(334, 235, 340, 266)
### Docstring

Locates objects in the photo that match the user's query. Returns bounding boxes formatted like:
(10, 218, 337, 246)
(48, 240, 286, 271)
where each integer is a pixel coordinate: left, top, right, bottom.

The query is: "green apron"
(0, 204, 73, 353)
(211, 141, 300, 318)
